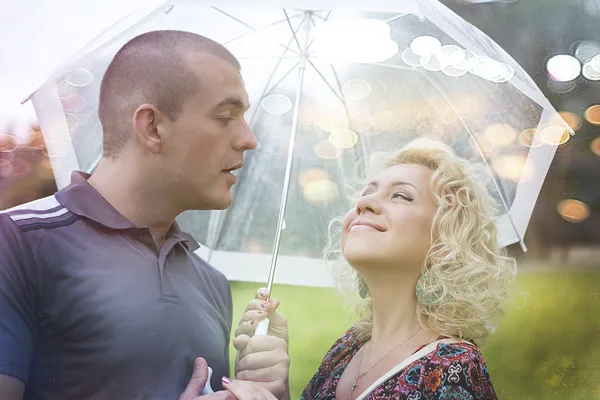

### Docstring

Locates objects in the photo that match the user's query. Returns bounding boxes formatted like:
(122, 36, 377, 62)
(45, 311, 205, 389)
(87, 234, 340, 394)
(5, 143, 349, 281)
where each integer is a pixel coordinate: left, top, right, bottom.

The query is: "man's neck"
(87, 159, 178, 247)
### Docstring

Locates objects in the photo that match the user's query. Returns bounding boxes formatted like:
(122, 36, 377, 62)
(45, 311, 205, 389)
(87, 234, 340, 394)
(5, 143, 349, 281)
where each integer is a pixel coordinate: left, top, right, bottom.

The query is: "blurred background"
(1, 0, 599, 399)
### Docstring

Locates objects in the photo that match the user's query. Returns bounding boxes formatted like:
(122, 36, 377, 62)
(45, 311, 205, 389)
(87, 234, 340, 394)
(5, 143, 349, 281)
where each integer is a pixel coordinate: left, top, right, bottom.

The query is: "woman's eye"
(392, 192, 413, 202)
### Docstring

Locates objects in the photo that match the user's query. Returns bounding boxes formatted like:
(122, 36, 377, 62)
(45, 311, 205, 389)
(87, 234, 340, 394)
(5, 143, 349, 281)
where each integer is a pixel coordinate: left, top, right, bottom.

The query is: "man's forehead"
(184, 51, 249, 107)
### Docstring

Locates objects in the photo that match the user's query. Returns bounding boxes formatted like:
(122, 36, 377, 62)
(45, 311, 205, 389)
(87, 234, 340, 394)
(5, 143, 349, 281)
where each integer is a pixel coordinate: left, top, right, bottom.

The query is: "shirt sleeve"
(0, 214, 37, 383)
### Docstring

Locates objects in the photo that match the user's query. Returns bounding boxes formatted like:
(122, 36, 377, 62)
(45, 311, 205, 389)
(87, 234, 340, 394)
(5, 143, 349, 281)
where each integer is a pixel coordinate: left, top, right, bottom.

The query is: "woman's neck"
(362, 268, 436, 347)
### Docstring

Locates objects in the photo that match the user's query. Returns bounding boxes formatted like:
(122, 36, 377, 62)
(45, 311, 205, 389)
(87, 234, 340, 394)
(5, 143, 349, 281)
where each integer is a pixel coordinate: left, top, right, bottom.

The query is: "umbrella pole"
(265, 18, 310, 296)
(255, 20, 307, 333)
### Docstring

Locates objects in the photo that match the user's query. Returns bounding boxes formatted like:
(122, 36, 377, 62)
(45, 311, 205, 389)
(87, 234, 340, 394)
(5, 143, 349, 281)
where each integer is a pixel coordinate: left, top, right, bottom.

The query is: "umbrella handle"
(200, 367, 215, 395)
(255, 318, 270, 336)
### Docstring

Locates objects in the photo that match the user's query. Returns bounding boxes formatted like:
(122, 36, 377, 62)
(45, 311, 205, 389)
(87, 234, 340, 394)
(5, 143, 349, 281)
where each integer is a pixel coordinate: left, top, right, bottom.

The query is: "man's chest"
(32, 231, 229, 373)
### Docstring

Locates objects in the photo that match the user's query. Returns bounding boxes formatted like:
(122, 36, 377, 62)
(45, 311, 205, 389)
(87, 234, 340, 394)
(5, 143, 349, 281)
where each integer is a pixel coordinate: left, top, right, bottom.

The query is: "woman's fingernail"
(260, 302, 268, 309)
(260, 289, 268, 297)
(222, 376, 232, 384)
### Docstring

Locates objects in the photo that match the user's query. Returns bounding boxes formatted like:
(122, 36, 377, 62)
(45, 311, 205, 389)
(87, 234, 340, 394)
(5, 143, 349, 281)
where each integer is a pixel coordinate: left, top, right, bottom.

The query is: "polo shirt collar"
(55, 171, 200, 251)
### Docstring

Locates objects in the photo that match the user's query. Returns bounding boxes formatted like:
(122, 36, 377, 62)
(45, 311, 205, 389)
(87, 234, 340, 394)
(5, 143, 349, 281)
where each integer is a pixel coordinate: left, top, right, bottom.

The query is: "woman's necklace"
(351, 327, 421, 396)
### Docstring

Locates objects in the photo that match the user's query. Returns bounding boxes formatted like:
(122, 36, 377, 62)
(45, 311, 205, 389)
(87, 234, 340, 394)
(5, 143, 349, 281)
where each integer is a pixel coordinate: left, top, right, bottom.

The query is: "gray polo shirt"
(0, 171, 233, 400)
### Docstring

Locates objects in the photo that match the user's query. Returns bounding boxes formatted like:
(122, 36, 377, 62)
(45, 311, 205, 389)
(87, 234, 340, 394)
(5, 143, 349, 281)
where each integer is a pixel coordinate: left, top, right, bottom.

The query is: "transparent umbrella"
(25, 0, 571, 290)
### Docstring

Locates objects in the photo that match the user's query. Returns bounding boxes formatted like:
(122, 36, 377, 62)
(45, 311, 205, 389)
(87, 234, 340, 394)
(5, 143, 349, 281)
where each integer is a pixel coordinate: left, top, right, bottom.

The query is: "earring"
(415, 270, 440, 306)
(358, 278, 369, 299)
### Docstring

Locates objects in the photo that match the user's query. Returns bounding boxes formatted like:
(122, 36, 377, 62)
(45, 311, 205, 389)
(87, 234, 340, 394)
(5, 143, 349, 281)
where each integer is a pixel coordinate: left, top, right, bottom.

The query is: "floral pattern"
(425, 368, 443, 392)
(301, 327, 498, 400)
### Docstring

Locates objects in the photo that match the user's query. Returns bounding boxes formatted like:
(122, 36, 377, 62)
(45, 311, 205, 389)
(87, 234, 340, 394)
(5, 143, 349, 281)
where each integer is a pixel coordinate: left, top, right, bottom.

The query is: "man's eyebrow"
(365, 180, 420, 194)
(214, 97, 250, 111)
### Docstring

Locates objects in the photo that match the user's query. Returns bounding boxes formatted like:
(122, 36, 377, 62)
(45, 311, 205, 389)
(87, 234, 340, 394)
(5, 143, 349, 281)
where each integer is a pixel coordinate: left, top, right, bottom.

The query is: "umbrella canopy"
(26, 0, 570, 286)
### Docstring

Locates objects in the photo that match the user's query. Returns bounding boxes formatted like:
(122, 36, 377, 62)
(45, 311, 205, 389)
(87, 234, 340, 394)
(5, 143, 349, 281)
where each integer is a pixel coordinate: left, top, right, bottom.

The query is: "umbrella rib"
(283, 9, 303, 52)
(385, 13, 411, 24)
(223, 15, 302, 49)
(214, 7, 301, 55)
(212, 7, 255, 29)
(307, 60, 345, 105)
(260, 61, 301, 101)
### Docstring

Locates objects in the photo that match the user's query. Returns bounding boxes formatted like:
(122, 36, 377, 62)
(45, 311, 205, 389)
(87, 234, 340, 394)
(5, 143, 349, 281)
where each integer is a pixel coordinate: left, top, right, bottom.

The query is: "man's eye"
(218, 116, 235, 124)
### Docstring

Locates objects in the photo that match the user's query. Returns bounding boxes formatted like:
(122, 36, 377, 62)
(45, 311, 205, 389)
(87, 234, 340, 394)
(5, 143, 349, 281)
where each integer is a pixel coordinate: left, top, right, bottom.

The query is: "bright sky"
(0, 0, 154, 138)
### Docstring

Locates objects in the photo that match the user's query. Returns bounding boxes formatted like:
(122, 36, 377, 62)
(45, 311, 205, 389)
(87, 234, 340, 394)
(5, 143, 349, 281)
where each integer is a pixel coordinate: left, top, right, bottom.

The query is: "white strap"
(355, 338, 469, 400)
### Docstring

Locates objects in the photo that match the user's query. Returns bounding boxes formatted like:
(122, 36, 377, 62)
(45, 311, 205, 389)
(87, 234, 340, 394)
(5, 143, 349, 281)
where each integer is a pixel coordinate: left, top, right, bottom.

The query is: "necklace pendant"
(351, 380, 358, 395)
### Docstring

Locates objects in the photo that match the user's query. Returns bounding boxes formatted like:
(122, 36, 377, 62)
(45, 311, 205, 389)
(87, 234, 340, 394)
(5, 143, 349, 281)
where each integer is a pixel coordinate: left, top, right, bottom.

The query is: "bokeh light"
(0, 134, 18, 153)
(492, 154, 534, 182)
(557, 199, 590, 223)
(342, 79, 372, 100)
(584, 104, 600, 125)
(303, 179, 339, 205)
(299, 168, 329, 187)
(401, 48, 421, 67)
(518, 128, 544, 148)
(546, 54, 581, 82)
(329, 128, 358, 149)
(64, 68, 94, 87)
(582, 61, 600, 81)
(61, 94, 87, 113)
(590, 136, 600, 156)
(484, 123, 517, 146)
(540, 125, 571, 146)
(261, 94, 292, 115)
(551, 111, 582, 132)
(410, 36, 442, 56)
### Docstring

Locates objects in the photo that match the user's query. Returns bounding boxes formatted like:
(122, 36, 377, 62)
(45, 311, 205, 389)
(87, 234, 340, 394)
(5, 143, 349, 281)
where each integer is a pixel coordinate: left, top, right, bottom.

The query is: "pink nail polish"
(260, 290, 268, 298)
(260, 302, 268, 309)
(222, 376, 232, 384)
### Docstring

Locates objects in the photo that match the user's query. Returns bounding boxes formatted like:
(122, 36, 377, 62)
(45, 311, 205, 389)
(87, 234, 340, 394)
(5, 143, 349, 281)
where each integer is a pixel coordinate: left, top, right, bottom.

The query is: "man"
(0, 30, 288, 400)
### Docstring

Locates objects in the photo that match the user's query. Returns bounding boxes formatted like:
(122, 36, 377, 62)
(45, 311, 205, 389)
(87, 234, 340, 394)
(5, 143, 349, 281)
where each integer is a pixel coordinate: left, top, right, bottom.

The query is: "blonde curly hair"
(326, 138, 517, 344)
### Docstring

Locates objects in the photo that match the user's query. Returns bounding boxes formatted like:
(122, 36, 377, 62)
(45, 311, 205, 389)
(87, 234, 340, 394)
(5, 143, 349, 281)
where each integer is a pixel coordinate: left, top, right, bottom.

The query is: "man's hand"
(179, 358, 235, 400)
(233, 288, 290, 400)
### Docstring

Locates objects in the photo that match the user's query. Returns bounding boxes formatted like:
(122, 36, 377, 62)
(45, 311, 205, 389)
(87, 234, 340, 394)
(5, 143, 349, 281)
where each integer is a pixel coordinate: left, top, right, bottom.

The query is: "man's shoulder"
(189, 252, 229, 285)
(1, 195, 79, 234)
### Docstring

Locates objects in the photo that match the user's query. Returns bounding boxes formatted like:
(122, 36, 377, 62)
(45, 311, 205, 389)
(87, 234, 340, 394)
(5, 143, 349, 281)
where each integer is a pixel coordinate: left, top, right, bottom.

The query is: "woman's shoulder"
(367, 339, 497, 400)
(426, 338, 486, 366)
(416, 339, 497, 399)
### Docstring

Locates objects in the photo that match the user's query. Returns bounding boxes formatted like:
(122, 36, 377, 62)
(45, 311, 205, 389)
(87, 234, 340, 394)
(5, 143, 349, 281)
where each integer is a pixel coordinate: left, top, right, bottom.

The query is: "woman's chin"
(343, 246, 386, 269)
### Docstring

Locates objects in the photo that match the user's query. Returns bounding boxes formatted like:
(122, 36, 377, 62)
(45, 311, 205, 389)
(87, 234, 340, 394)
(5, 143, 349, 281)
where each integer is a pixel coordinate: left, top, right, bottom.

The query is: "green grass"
(229, 270, 600, 400)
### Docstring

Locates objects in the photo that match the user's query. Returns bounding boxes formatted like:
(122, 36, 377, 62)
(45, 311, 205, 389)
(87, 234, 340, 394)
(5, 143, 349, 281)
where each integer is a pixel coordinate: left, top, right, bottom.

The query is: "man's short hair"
(98, 30, 240, 159)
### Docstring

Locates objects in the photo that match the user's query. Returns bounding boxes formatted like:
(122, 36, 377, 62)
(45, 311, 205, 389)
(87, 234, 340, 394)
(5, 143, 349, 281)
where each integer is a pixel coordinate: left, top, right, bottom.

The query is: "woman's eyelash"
(392, 192, 413, 201)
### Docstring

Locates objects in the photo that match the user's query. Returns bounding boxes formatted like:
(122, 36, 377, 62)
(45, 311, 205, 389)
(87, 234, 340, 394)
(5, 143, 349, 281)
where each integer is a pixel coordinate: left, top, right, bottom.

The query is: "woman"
(235, 138, 517, 399)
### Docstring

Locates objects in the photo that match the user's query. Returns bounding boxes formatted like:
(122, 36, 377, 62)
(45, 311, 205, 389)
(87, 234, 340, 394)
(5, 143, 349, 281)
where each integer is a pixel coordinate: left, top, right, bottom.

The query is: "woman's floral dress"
(301, 328, 498, 400)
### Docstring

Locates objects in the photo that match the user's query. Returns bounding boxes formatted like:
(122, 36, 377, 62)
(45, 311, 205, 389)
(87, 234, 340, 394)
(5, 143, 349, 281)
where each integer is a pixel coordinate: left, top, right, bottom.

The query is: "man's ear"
(133, 104, 165, 154)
